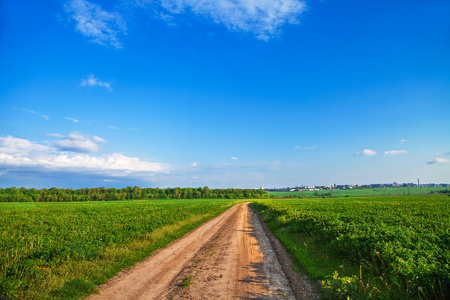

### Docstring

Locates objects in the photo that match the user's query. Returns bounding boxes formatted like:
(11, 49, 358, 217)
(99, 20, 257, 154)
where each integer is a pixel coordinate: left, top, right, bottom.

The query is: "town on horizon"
(264, 181, 450, 192)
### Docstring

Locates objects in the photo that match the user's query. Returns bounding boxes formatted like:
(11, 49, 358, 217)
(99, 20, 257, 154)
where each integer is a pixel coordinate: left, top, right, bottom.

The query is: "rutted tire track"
(88, 203, 318, 300)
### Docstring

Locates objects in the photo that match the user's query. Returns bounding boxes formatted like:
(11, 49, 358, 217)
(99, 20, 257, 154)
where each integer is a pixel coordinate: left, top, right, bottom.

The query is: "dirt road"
(88, 203, 318, 300)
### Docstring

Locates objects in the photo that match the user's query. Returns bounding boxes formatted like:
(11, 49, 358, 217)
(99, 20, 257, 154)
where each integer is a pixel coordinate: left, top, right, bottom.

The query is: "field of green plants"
(0, 199, 238, 299)
(268, 186, 448, 198)
(252, 195, 450, 299)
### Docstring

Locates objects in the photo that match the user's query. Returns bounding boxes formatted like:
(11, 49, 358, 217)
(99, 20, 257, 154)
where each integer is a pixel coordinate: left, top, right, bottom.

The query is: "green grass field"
(268, 186, 449, 198)
(252, 195, 450, 299)
(0, 199, 238, 299)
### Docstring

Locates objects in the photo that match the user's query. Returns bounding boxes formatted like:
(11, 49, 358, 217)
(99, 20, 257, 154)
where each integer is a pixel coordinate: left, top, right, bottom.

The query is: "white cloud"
(49, 153, 164, 172)
(400, 139, 407, 143)
(230, 156, 238, 160)
(81, 74, 112, 91)
(109, 125, 119, 130)
(142, 0, 307, 40)
(427, 158, 450, 165)
(65, 117, 80, 123)
(91, 135, 106, 144)
(354, 149, 377, 156)
(384, 150, 409, 156)
(0, 136, 51, 155)
(0, 135, 167, 175)
(47, 132, 106, 153)
(65, 0, 127, 49)
(190, 162, 198, 167)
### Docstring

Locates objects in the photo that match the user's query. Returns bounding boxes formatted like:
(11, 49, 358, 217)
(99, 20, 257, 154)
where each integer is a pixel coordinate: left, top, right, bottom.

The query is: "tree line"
(0, 186, 269, 202)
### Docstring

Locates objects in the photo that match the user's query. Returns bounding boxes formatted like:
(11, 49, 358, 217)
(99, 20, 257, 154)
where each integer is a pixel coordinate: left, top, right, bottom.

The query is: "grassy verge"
(252, 195, 450, 299)
(0, 199, 238, 299)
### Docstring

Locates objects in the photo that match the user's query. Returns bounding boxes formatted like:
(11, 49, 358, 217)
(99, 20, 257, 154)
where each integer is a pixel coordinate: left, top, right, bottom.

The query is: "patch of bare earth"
(88, 203, 319, 300)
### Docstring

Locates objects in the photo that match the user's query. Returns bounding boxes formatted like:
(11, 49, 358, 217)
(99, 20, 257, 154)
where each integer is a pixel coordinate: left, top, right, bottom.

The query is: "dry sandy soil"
(88, 203, 319, 300)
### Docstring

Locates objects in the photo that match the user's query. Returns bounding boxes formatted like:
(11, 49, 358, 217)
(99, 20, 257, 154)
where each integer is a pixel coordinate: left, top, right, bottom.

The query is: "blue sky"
(1, 0, 449, 188)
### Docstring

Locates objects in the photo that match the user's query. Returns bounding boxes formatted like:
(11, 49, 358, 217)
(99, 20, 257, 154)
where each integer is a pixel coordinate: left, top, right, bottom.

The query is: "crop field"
(252, 195, 450, 299)
(0, 199, 238, 299)
(3, 195, 449, 299)
(268, 186, 448, 198)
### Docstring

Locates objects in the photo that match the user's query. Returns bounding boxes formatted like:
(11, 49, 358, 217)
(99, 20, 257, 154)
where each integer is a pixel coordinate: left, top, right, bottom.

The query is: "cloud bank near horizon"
(0, 135, 167, 177)
(0, 135, 297, 188)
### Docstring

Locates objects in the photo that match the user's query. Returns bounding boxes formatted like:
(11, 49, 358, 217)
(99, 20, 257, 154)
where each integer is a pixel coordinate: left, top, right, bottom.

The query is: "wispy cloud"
(65, 0, 127, 49)
(400, 139, 407, 143)
(171, 160, 300, 187)
(295, 145, 317, 150)
(11, 107, 49, 120)
(354, 149, 377, 156)
(46, 133, 64, 138)
(46, 132, 106, 153)
(436, 151, 450, 156)
(65, 117, 80, 123)
(427, 158, 450, 165)
(230, 157, 238, 160)
(141, 0, 307, 41)
(109, 125, 119, 130)
(384, 150, 409, 156)
(14, 107, 37, 114)
(81, 74, 112, 91)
